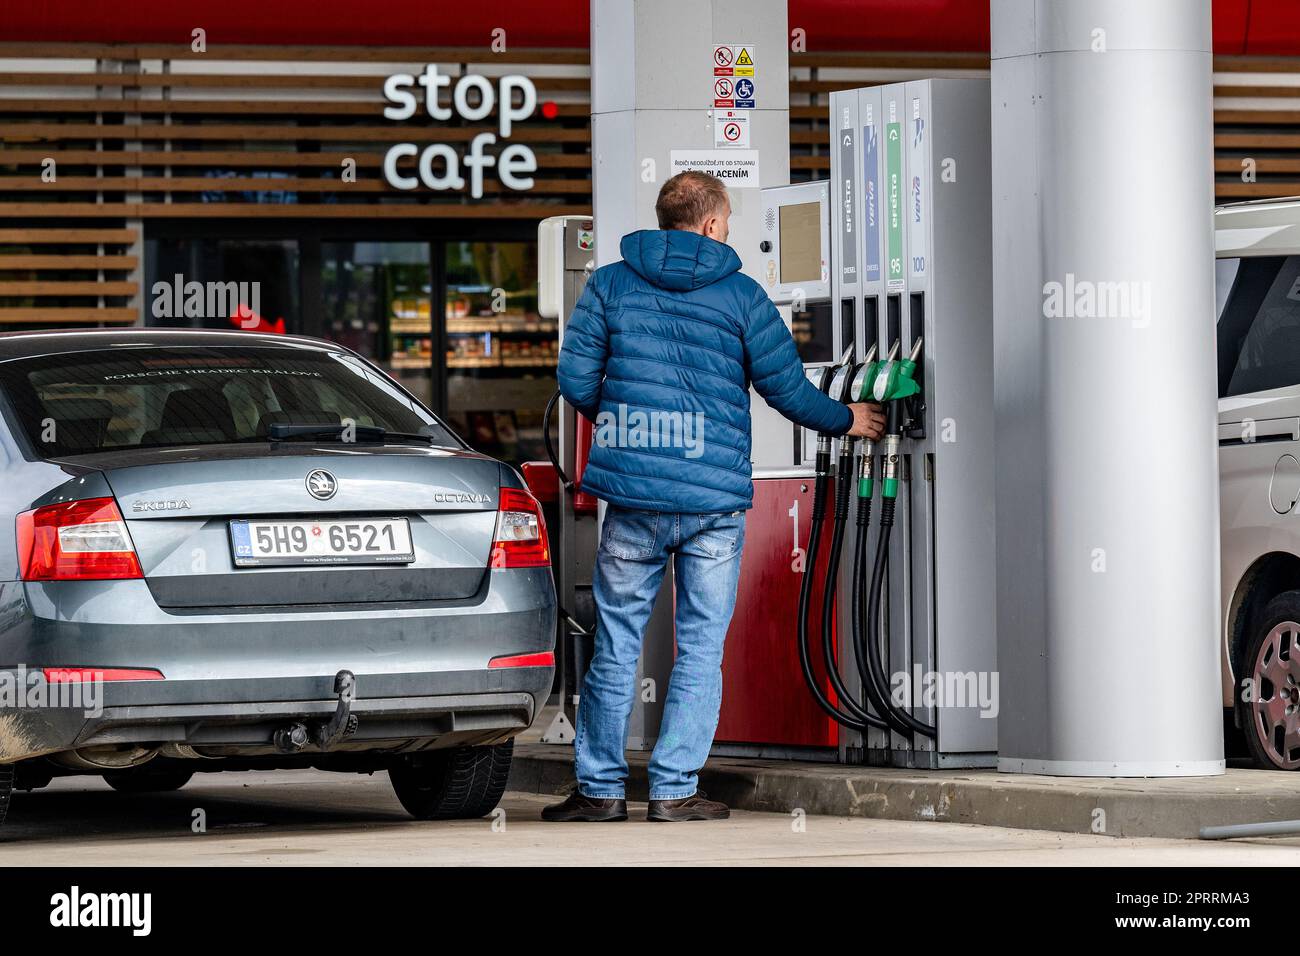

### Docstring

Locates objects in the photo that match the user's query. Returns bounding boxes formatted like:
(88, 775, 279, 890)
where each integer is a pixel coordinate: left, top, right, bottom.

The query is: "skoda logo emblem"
(306, 469, 337, 501)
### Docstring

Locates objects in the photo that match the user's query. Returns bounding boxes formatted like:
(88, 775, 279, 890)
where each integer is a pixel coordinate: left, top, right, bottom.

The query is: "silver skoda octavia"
(0, 329, 555, 827)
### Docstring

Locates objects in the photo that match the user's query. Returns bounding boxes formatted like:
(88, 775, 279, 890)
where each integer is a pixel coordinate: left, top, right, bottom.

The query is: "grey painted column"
(589, 0, 789, 273)
(588, 0, 789, 749)
(991, 0, 1224, 775)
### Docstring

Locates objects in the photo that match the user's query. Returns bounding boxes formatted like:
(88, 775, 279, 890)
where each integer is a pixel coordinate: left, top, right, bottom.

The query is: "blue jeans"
(575, 506, 746, 801)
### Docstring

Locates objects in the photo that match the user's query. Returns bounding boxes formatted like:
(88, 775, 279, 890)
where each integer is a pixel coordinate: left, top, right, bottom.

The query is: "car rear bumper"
(0, 666, 552, 762)
(0, 568, 556, 762)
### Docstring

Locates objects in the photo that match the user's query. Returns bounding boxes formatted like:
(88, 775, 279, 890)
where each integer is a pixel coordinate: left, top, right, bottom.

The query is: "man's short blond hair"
(655, 170, 729, 231)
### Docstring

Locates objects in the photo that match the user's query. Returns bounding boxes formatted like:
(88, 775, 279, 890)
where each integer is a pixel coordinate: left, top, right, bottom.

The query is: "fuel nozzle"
(814, 351, 855, 459)
(870, 337, 922, 405)
(872, 338, 923, 499)
(848, 344, 880, 499)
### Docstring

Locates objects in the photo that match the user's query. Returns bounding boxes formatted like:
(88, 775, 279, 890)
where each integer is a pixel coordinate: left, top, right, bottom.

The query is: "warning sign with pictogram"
(733, 76, 754, 108)
(713, 43, 755, 78)
(734, 45, 755, 77)
(714, 110, 750, 148)
(713, 44, 734, 76)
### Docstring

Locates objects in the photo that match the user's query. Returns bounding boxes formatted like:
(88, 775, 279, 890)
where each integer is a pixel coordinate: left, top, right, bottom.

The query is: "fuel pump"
(795, 354, 890, 733)
(802, 78, 996, 769)
(537, 215, 599, 745)
(792, 337, 938, 741)
(859, 338, 936, 739)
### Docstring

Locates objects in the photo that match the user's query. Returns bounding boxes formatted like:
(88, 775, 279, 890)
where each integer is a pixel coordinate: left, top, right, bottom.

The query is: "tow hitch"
(273, 670, 359, 754)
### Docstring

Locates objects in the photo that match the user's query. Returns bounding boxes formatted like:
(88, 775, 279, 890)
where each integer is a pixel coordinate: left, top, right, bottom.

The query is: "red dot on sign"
(541, 101, 559, 119)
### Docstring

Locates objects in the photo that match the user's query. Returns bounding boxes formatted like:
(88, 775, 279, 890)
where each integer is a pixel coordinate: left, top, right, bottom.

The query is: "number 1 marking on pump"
(789, 499, 804, 572)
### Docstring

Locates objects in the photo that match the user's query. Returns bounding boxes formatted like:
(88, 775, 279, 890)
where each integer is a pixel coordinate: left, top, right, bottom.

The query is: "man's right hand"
(845, 402, 886, 441)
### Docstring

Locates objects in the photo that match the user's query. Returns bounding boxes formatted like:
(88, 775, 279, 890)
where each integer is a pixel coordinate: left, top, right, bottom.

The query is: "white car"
(1216, 197, 1300, 769)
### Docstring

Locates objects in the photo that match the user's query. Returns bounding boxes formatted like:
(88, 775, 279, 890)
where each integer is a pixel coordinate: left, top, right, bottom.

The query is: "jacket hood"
(619, 230, 742, 292)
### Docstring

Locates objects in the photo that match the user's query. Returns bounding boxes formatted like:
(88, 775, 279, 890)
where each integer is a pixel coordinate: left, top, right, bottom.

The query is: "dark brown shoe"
(541, 791, 628, 822)
(647, 790, 730, 822)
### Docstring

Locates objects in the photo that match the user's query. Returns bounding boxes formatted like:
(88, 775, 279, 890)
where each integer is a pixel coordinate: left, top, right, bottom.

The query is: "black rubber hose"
(542, 388, 573, 491)
(866, 496, 936, 739)
(819, 451, 887, 729)
(848, 490, 910, 735)
(796, 462, 875, 733)
(850, 494, 875, 690)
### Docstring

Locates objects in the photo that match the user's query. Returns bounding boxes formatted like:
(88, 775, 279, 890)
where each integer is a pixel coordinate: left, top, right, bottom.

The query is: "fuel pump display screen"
(779, 202, 822, 284)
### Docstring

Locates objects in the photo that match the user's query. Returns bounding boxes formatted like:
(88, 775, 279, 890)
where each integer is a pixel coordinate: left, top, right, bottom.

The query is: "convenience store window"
(321, 241, 433, 408)
(444, 241, 556, 467)
(145, 238, 300, 332)
(145, 230, 557, 470)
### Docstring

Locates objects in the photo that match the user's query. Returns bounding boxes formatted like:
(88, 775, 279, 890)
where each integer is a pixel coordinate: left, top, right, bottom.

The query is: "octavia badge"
(306, 469, 337, 501)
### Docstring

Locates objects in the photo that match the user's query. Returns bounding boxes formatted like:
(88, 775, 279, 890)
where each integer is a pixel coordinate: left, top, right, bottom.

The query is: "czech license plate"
(229, 517, 415, 567)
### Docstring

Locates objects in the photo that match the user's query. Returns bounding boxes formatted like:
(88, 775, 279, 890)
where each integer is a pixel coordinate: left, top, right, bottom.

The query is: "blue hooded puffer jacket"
(557, 229, 853, 514)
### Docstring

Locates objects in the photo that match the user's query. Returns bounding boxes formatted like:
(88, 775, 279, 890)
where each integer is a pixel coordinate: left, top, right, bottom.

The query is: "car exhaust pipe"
(50, 744, 159, 772)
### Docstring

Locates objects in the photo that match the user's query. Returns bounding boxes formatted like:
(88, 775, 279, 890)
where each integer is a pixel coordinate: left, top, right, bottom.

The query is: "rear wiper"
(266, 423, 436, 445)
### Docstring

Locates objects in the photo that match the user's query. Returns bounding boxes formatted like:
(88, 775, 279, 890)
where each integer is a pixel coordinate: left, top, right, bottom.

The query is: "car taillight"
(16, 497, 143, 581)
(44, 667, 163, 682)
(491, 486, 550, 569)
(487, 651, 555, 669)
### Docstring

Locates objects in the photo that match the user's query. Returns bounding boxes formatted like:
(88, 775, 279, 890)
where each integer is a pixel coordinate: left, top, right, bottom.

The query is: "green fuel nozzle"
(870, 337, 923, 404)
(848, 343, 880, 499)
(875, 338, 924, 499)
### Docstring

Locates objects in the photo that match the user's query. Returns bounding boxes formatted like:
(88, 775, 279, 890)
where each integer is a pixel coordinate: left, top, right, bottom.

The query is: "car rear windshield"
(0, 345, 461, 458)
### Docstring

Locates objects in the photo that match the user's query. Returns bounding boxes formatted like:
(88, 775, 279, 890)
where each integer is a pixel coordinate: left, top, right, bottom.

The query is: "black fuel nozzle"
(901, 337, 927, 438)
(812, 353, 855, 472)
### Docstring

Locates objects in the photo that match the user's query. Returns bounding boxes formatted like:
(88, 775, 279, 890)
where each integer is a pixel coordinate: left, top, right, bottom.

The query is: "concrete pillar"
(589, 0, 789, 274)
(588, 0, 789, 749)
(991, 0, 1224, 775)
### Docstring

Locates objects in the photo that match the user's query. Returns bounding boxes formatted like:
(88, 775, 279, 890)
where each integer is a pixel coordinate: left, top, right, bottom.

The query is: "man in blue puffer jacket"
(543, 171, 883, 823)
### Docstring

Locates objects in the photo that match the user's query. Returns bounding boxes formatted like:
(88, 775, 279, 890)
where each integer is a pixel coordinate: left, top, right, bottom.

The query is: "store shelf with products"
(444, 241, 555, 467)
(445, 342, 558, 370)
(446, 317, 557, 335)
(445, 300, 558, 371)
(389, 294, 433, 373)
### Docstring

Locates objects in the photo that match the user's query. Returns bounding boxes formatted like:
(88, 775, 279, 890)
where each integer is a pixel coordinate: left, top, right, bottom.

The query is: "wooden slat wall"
(0, 43, 1298, 327)
(0, 43, 594, 326)
(0, 47, 595, 220)
(786, 52, 1300, 199)
(0, 229, 139, 325)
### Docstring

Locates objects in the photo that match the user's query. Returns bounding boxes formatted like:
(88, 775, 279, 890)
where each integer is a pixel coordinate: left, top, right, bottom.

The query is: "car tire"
(1241, 591, 1300, 770)
(103, 769, 194, 793)
(0, 764, 12, 827)
(389, 739, 513, 820)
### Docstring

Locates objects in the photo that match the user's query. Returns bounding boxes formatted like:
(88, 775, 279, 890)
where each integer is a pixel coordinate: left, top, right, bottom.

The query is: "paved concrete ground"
(515, 745, 1300, 839)
(1, 769, 1299, 865)
(516, 713, 1300, 839)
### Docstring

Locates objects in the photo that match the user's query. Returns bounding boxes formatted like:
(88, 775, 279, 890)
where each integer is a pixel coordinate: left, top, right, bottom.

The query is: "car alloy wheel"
(1249, 620, 1300, 770)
